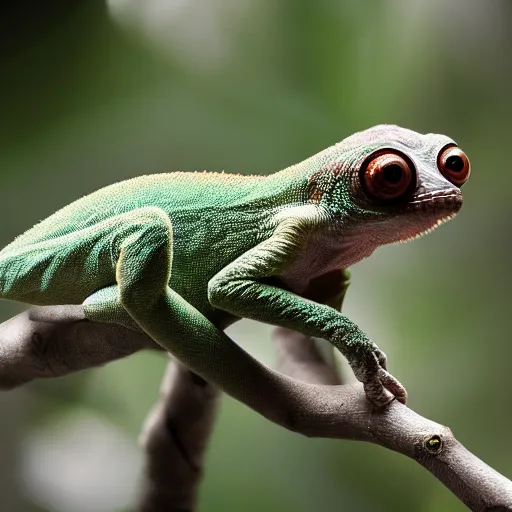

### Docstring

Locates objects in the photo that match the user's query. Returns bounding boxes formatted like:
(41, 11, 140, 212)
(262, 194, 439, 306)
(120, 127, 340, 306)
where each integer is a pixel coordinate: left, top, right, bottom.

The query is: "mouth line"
(395, 211, 458, 244)
(406, 189, 463, 218)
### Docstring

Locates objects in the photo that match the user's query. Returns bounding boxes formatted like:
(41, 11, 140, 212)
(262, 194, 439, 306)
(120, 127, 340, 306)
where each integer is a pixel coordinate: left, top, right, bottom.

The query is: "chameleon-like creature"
(0, 125, 470, 407)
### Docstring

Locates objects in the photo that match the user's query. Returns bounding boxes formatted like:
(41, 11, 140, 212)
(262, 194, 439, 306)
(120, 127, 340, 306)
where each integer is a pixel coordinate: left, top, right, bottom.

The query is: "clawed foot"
(353, 344, 407, 407)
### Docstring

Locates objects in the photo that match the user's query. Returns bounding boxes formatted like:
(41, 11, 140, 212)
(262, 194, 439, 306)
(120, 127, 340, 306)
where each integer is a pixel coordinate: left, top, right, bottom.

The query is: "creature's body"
(0, 125, 470, 406)
(1, 172, 272, 317)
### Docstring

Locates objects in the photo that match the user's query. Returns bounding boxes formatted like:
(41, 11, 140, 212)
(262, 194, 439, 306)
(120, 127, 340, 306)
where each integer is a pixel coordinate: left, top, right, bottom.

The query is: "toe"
(373, 346, 388, 371)
(379, 369, 407, 404)
(364, 379, 394, 407)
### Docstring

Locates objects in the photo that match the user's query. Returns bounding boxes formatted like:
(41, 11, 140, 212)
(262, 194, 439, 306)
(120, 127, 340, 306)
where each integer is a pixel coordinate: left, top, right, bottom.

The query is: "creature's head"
(308, 125, 470, 247)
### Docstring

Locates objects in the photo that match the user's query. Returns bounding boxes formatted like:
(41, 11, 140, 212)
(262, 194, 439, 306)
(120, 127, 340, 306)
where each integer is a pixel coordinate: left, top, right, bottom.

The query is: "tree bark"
(137, 360, 220, 512)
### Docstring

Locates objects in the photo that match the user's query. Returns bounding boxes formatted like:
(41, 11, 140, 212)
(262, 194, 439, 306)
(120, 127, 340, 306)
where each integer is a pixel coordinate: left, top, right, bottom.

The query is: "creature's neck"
(280, 222, 379, 294)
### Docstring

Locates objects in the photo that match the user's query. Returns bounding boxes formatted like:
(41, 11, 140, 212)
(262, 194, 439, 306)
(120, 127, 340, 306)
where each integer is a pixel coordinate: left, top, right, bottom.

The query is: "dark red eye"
(362, 152, 414, 201)
(437, 146, 470, 187)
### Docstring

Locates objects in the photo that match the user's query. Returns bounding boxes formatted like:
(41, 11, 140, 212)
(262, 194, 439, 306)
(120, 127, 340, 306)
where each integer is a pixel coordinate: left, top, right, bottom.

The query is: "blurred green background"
(1, 0, 511, 510)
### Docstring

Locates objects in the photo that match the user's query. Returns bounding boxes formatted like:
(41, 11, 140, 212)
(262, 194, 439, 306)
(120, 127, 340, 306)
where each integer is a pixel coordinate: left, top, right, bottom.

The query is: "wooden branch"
(0, 307, 155, 389)
(272, 326, 512, 512)
(0, 308, 220, 511)
(0, 309, 511, 510)
(137, 359, 220, 512)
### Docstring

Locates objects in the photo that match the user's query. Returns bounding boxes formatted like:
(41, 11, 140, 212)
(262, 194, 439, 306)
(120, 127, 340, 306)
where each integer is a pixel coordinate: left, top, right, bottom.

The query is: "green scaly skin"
(0, 125, 468, 407)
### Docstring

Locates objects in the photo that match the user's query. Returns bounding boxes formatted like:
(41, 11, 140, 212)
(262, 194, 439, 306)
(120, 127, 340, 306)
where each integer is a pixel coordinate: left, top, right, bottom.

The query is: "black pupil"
(446, 155, 464, 173)
(383, 164, 403, 183)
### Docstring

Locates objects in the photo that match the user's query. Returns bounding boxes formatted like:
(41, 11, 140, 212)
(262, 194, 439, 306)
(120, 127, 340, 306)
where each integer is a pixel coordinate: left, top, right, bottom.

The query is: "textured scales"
(0, 125, 467, 406)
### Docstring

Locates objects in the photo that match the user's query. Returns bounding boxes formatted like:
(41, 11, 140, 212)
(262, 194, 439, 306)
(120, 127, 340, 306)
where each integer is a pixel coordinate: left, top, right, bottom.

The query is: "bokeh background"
(1, 1, 511, 510)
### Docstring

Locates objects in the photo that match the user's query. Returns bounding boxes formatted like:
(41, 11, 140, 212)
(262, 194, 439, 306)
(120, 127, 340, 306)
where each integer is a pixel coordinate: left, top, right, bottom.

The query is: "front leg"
(208, 209, 405, 406)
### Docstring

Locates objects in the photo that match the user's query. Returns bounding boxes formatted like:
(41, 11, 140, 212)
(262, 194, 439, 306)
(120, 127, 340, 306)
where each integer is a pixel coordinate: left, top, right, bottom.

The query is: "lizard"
(0, 124, 470, 408)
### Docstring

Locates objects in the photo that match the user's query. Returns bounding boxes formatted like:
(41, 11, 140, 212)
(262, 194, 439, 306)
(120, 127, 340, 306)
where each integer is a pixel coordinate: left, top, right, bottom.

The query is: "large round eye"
(437, 145, 470, 187)
(362, 152, 414, 201)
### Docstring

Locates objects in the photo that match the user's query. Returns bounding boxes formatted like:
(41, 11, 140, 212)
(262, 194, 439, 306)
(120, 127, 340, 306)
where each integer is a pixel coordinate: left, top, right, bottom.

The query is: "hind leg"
(0, 207, 176, 388)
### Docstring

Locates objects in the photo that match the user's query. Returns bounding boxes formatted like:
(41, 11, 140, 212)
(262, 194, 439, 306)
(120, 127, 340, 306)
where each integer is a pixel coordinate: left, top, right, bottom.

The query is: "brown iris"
(362, 152, 414, 201)
(438, 146, 470, 187)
